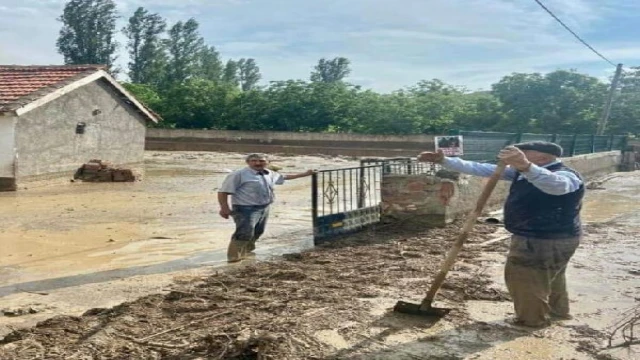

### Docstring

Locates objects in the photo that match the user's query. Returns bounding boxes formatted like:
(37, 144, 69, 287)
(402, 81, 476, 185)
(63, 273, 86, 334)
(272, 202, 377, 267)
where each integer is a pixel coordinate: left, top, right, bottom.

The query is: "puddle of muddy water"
(582, 174, 640, 223)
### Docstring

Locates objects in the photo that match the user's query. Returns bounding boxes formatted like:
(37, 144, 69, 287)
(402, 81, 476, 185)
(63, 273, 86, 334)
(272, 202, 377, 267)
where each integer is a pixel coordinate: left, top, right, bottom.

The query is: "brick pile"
(74, 160, 138, 182)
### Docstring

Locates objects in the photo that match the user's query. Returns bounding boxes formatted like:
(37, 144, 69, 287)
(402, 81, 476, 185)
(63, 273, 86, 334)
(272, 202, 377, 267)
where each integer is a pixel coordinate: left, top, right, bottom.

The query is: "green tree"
(237, 58, 262, 91)
(164, 19, 205, 84)
(123, 7, 167, 85)
(197, 46, 223, 82)
(225, 89, 271, 130)
(491, 70, 606, 133)
(310, 57, 351, 83)
(160, 79, 239, 129)
(452, 92, 506, 131)
(407, 79, 466, 133)
(608, 67, 640, 134)
(122, 83, 167, 127)
(57, 0, 119, 71)
(223, 60, 240, 86)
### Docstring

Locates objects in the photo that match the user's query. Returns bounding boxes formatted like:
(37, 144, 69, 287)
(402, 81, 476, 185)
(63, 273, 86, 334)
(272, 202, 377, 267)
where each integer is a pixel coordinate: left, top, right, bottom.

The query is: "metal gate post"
(570, 135, 578, 156)
(311, 172, 319, 239)
(608, 134, 615, 151)
(358, 165, 365, 208)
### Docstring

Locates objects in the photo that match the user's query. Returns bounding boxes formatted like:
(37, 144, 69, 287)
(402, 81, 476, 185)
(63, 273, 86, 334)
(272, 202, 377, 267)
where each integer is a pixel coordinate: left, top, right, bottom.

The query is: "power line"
(532, 0, 617, 67)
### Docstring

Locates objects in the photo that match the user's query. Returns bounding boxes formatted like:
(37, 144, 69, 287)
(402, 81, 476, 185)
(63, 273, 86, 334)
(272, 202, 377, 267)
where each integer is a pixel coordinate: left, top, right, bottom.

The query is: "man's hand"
(219, 206, 232, 219)
(304, 169, 318, 176)
(498, 146, 531, 172)
(418, 149, 445, 163)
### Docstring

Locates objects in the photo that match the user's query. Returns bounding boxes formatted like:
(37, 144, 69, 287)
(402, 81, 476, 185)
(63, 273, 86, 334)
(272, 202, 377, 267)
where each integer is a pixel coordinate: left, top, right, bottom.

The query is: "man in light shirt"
(419, 141, 584, 328)
(218, 153, 315, 262)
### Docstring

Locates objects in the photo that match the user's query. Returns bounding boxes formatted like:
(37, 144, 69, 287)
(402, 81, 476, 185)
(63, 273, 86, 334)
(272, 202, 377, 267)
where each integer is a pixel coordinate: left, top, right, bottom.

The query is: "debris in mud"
(2, 307, 42, 317)
(606, 304, 640, 349)
(0, 223, 510, 359)
(73, 159, 139, 183)
(585, 174, 620, 190)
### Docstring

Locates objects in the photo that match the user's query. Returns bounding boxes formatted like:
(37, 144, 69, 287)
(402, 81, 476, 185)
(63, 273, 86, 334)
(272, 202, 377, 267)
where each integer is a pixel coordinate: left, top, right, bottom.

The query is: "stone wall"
(13, 79, 147, 189)
(146, 128, 436, 157)
(381, 151, 622, 227)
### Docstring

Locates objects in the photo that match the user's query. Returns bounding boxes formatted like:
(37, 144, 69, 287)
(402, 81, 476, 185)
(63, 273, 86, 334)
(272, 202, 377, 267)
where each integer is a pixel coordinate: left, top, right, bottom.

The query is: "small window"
(76, 122, 86, 134)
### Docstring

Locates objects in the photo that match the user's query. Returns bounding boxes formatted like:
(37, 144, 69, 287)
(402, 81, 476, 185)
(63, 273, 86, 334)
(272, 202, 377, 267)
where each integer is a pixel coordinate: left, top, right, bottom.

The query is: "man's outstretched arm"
(441, 157, 517, 180)
(283, 170, 316, 181)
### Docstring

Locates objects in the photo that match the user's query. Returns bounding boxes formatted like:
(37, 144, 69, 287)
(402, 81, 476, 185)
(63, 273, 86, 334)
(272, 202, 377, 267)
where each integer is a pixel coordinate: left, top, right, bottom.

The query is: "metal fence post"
(311, 172, 319, 239)
(570, 134, 578, 156)
(551, 134, 558, 143)
(590, 134, 596, 153)
(514, 133, 522, 144)
(621, 136, 629, 152)
(358, 165, 365, 208)
(608, 134, 615, 151)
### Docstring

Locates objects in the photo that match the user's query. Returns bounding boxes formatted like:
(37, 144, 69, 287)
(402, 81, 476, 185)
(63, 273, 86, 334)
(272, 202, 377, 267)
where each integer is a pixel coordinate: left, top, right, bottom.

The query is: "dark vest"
(504, 163, 584, 239)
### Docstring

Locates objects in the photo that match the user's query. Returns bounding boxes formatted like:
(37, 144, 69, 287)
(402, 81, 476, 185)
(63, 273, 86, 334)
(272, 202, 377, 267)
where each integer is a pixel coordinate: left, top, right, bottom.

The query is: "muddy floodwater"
(0, 152, 639, 359)
(0, 152, 357, 290)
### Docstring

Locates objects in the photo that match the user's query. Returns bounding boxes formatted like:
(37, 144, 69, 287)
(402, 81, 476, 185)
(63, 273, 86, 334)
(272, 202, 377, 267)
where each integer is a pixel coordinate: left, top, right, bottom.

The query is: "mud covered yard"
(1, 215, 639, 360)
(0, 153, 638, 360)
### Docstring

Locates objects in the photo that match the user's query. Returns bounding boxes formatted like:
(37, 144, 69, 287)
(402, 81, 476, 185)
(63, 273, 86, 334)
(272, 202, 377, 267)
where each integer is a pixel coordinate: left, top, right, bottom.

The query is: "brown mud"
(0, 223, 510, 359)
(0, 153, 638, 359)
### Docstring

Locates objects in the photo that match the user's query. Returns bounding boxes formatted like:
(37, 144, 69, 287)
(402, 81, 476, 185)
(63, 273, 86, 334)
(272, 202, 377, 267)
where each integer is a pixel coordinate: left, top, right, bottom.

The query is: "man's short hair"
(245, 153, 268, 161)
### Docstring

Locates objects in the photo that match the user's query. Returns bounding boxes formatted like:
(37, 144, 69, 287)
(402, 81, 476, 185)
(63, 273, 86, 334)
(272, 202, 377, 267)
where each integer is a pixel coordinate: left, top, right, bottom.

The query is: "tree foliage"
(222, 60, 240, 87)
(238, 58, 261, 91)
(57, 0, 119, 71)
(57, 0, 640, 136)
(164, 19, 205, 85)
(197, 46, 224, 82)
(123, 7, 167, 85)
(311, 57, 351, 83)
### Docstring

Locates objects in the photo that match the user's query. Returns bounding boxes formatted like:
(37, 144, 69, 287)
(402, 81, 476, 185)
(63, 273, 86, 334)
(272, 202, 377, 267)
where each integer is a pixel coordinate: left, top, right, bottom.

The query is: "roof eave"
(11, 69, 159, 123)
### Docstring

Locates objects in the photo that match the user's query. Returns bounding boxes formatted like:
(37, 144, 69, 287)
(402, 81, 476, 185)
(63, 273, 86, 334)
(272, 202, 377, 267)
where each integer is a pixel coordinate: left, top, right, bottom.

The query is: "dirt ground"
(0, 152, 639, 359)
(0, 152, 356, 286)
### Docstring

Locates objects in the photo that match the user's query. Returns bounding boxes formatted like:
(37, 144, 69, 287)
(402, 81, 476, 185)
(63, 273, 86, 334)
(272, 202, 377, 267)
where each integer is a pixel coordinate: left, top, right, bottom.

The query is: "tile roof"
(0, 65, 159, 122)
(0, 65, 105, 112)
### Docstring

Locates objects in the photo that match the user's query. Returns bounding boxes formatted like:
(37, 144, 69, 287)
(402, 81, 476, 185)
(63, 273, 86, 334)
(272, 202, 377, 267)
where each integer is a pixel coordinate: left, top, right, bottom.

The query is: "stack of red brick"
(74, 160, 137, 182)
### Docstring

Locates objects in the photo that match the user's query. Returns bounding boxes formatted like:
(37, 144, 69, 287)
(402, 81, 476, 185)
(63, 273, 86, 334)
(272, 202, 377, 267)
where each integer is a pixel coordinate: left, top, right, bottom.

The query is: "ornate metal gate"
(311, 165, 382, 244)
(310, 157, 439, 244)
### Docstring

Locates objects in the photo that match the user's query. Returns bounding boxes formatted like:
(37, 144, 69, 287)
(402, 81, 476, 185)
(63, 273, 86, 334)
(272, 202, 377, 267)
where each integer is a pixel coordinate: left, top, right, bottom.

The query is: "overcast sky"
(0, 0, 638, 91)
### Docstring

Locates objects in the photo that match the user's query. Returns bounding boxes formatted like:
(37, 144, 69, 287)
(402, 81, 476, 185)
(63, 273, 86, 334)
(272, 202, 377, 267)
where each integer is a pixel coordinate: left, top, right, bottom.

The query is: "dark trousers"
(231, 204, 270, 244)
(504, 235, 580, 327)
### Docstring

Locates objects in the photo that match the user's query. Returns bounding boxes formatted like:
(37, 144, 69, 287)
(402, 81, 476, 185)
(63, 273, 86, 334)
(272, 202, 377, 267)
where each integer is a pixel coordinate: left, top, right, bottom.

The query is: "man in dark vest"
(418, 141, 584, 328)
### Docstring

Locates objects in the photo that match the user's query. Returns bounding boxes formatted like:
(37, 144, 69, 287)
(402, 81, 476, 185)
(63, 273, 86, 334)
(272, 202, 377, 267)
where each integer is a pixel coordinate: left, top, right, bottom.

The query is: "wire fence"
(457, 131, 627, 163)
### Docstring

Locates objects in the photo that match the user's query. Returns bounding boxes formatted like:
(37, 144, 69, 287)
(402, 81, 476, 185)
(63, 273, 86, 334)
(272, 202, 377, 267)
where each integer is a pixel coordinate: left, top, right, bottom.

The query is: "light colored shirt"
(219, 167, 285, 206)
(441, 157, 582, 196)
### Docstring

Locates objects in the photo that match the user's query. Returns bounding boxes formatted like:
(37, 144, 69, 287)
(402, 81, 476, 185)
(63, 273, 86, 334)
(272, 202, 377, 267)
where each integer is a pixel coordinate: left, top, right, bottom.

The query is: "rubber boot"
(227, 240, 247, 263)
(247, 239, 256, 253)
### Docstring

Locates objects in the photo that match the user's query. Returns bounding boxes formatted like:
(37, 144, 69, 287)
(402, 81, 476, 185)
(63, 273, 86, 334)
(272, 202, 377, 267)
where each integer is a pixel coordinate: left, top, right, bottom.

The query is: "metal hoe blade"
(393, 301, 451, 318)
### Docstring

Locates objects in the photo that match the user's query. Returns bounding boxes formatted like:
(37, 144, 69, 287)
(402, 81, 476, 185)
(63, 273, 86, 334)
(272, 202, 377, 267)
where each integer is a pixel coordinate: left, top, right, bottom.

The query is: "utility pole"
(597, 63, 623, 135)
